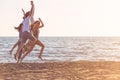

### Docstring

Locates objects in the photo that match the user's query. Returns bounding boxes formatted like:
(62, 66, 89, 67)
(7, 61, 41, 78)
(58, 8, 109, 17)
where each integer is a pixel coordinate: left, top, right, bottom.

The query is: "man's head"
(23, 11, 30, 19)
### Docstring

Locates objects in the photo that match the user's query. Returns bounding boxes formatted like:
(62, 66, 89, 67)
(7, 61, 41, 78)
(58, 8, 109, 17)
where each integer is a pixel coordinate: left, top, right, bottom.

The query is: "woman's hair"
(14, 23, 23, 32)
(34, 21, 40, 24)
(31, 20, 40, 30)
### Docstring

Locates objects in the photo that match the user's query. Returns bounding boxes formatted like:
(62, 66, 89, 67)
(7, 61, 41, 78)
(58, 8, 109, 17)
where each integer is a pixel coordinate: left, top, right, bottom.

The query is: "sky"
(0, 0, 120, 37)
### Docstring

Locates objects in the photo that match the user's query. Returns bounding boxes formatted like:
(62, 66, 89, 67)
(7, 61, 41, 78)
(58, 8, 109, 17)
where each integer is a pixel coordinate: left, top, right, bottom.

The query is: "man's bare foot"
(19, 59, 22, 63)
(9, 50, 12, 55)
(17, 60, 19, 63)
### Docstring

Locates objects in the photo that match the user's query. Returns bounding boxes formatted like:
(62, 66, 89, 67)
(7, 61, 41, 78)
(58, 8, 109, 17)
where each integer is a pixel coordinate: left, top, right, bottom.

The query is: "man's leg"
(18, 31, 37, 63)
(19, 40, 36, 63)
(17, 49, 23, 63)
(15, 42, 25, 60)
(15, 32, 27, 61)
(19, 46, 34, 63)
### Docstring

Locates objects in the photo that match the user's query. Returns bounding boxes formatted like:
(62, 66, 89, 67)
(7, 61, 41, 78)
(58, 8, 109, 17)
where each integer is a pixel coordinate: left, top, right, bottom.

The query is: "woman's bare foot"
(38, 54, 43, 60)
(14, 54, 17, 60)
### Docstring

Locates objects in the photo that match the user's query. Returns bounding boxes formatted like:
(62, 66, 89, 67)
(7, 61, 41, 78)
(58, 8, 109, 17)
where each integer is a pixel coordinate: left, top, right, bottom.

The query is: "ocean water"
(1, 37, 120, 63)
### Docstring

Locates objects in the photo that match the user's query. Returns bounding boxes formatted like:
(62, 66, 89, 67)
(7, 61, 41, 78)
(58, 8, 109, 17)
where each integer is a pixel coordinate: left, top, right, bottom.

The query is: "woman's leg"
(19, 43, 35, 63)
(19, 49, 32, 63)
(36, 40, 45, 59)
(15, 42, 25, 60)
(17, 50, 23, 63)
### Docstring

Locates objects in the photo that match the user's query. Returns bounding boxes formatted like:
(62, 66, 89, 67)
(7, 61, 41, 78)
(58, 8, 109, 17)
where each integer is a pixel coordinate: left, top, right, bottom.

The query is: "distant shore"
(0, 61, 120, 80)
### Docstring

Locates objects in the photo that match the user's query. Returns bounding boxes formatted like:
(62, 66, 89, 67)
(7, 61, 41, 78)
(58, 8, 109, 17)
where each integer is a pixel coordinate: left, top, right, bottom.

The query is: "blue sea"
(1, 37, 120, 63)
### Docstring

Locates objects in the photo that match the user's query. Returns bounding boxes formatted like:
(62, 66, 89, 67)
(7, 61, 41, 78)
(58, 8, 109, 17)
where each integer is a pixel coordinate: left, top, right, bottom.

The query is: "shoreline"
(0, 61, 120, 80)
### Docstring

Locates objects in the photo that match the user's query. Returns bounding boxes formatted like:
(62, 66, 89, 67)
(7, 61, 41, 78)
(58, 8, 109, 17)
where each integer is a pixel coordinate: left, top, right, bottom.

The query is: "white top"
(22, 16, 30, 32)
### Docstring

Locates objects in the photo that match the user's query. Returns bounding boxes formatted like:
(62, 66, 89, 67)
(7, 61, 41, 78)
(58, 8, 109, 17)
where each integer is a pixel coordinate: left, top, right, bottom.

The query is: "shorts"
(17, 39, 21, 47)
(21, 31, 36, 43)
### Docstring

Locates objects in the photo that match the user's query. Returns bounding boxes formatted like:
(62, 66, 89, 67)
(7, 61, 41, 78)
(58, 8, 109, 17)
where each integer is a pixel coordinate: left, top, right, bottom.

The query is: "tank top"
(22, 16, 30, 32)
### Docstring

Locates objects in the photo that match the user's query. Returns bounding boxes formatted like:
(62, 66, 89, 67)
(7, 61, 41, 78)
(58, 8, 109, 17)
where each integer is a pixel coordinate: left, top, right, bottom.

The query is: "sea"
(1, 37, 120, 63)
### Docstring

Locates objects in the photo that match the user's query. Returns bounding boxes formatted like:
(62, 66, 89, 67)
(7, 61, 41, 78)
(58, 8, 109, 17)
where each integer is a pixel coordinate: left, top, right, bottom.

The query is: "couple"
(10, 1, 45, 63)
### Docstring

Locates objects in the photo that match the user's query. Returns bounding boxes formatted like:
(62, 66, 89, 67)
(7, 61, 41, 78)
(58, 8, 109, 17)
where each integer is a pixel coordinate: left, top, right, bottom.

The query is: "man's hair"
(25, 11, 30, 17)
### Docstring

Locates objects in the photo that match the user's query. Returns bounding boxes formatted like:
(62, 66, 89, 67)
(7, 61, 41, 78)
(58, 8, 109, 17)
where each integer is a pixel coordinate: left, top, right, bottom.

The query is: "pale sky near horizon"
(0, 0, 120, 37)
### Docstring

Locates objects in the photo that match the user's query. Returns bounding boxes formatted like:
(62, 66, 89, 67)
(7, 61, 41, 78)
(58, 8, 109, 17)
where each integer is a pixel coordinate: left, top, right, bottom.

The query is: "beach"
(0, 61, 120, 80)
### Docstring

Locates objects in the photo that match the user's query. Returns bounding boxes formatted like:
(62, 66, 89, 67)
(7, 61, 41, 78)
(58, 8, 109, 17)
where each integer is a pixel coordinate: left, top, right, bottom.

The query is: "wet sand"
(0, 61, 120, 80)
